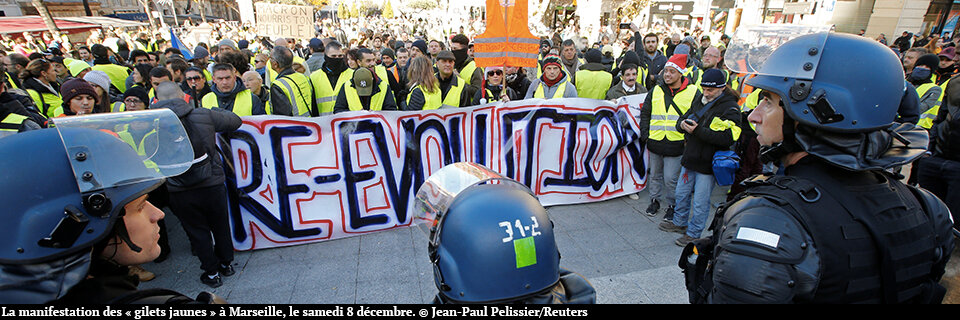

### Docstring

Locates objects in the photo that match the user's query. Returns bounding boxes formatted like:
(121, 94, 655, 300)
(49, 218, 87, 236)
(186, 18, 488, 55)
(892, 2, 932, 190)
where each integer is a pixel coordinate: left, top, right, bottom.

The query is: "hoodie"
(208, 78, 265, 115)
(150, 98, 241, 191)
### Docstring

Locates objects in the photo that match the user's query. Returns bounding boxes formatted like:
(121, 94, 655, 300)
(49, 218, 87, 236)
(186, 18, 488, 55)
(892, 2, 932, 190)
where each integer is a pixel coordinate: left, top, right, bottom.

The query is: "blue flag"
(170, 29, 193, 60)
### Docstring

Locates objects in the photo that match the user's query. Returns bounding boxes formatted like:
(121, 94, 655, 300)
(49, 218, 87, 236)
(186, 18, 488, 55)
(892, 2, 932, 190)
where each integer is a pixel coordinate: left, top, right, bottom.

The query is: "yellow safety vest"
(112, 101, 125, 112)
(117, 128, 160, 171)
(266, 72, 313, 117)
(345, 83, 386, 111)
(5, 72, 17, 89)
(202, 90, 255, 116)
(406, 78, 464, 110)
(575, 69, 612, 100)
(917, 82, 941, 129)
(533, 79, 569, 99)
(649, 84, 698, 142)
(91, 64, 131, 93)
(0, 113, 27, 139)
(27, 88, 63, 118)
(310, 70, 339, 115)
(459, 60, 478, 86)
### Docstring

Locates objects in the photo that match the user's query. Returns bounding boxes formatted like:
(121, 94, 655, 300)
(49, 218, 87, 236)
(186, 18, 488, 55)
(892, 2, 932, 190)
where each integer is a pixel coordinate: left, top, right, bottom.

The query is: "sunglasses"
(486, 70, 503, 76)
(186, 76, 203, 81)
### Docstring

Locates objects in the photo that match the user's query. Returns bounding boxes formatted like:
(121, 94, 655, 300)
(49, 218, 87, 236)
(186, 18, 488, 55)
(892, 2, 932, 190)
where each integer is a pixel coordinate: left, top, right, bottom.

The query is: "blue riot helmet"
(726, 25, 928, 170)
(0, 109, 193, 303)
(414, 163, 560, 303)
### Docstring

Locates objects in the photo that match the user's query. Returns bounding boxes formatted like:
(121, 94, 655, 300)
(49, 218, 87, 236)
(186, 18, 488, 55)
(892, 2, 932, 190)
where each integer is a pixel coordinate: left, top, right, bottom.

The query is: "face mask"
(324, 57, 346, 72)
(452, 48, 468, 67)
(506, 73, 518, 83)
(911, 67, 932, 81)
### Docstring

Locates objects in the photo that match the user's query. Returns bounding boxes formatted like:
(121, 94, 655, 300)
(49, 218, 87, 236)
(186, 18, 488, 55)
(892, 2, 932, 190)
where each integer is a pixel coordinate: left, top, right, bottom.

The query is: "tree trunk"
(197, 0, 207, 23)
(31, 0, 63, 43)
(82, 0, 93, 16)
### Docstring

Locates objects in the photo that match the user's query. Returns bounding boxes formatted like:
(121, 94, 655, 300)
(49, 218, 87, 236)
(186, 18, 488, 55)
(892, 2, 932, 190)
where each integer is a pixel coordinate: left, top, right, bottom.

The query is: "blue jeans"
(672, 167, 716, 238)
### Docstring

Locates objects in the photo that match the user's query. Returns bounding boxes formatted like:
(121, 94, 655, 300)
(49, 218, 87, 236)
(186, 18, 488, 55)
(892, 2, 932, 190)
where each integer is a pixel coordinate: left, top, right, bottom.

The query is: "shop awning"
(0, 16, 100, 35)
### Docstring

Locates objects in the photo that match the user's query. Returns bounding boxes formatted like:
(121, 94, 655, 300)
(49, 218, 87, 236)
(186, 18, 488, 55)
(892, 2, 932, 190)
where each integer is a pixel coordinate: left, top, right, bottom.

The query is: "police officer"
(415, 163, 596, 304)
(202, 63, 265, 116)
(684, 30, 955, 304)
(267, 46, 312, 117)
(0, 109, 223, 303)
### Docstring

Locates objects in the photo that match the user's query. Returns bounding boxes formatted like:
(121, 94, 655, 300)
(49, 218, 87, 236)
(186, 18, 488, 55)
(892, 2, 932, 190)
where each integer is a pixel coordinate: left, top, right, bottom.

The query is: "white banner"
(255, 3, 314, 40)
(220, 96, 649, 250)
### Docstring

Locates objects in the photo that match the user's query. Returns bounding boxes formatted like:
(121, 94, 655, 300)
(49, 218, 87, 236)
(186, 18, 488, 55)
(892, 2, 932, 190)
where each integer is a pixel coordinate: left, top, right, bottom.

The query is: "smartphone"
(684, 119, 696, 126)
(619, 23, 631, 29)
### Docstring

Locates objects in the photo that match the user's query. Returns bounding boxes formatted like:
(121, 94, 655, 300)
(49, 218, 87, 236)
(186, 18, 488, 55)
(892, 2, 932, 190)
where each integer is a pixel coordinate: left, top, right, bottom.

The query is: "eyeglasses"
(186, 76, 203, 81)
(486, 70, 503, 76)
(124, 98, 143, 104)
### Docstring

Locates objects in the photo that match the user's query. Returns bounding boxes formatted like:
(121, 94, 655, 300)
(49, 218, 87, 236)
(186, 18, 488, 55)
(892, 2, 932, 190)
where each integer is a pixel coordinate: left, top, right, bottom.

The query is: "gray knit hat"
(83, 70, 111, 93)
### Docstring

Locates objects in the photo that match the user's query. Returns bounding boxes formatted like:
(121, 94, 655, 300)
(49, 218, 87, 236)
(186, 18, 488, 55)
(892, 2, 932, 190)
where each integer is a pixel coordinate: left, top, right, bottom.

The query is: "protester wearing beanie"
(411, 40, 429, 60)
(665, 68, 740, 246)
(525, 54, 578, 99)
(119, 86, 149, 112)
(83, 70, 115, 113)
(575, 49, 614, 100)
(60, 78, 99, 116)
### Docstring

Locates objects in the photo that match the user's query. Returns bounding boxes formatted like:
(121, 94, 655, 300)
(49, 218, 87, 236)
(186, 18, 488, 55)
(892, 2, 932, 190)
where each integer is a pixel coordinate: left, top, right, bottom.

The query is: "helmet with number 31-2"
(414, 163, 592, 304)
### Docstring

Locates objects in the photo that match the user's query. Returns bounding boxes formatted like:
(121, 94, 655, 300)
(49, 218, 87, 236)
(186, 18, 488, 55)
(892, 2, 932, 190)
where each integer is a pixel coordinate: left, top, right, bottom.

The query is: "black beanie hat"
(916, 53, 940, 71)
(585, 49, 603, 64)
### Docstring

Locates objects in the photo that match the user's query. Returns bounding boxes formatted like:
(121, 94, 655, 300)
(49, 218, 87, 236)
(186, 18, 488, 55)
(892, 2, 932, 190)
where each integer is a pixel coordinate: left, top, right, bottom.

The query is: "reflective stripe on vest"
(649, 85, 697, 141)
(575, 69, 612, 100)
(268, 73, 312, 116)
(310, 69, 337, 115)
(202, 90, 255, 116)
(0, 113, 27, 139)
(471, 0, 540, 68)
(112, 101, 125, 112)
(533, 79, 568, 99)
(917, 82, 940, 129)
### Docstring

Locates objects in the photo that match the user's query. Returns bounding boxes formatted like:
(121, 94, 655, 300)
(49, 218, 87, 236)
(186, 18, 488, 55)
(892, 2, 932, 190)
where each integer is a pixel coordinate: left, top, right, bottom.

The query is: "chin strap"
(113, 218, 142, 253)
(759, 116, 803, 165)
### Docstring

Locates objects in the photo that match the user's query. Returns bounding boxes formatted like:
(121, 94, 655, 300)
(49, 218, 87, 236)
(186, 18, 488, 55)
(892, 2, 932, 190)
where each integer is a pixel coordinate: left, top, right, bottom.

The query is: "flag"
(170, 29, 193, 60)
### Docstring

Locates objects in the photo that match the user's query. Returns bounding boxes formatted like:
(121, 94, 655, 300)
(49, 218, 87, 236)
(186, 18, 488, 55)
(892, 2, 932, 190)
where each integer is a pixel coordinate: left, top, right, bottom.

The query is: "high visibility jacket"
(0, 113, 27, 139)
(472, 0, 540, 68)
(344, 84, 387, 111)
(267, 72, 313, 117)
(116, 128, 160, 171)
(202, 90, 255, 116)
(310, 69, 340, 115)
(407, 78, 466, 110)
(26, 89, 63, 118)
(385, 64, 400, 83)
(112, 101, 125, 112)
(917, 82, 941, 129)
(92, 64, 131, 93)
(533, 78, 570, 99)
(459, 60, 478, 86)
(648, 84, 698, 142)
(575, 69, 612, 100)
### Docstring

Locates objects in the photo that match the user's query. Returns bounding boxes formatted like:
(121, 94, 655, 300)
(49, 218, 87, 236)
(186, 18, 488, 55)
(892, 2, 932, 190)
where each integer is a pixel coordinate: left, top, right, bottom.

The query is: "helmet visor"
(724, 24, 832, 80)
(413, 162, 533, 247)
(52, 109, 194, 193)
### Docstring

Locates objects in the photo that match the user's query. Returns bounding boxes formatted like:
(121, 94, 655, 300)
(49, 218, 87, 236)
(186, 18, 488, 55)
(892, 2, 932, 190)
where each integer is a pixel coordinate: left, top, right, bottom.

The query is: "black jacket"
(207, 78, 265, 115)
(151, 98, 241, 192)
(472, 82, 519, 105)
(0, 91, 44, 130)
(676, 90, 741, 174)
(506, 69, 531, 99)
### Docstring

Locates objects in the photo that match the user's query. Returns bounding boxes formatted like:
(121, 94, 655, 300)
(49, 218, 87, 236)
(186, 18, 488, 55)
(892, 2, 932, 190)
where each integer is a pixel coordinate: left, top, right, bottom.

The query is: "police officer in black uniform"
(682, 28, 955, 304)
(0, 110, 224, 304)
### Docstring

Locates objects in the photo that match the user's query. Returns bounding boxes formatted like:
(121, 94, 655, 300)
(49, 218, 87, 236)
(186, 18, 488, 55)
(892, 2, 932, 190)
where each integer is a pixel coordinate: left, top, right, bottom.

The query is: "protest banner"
(255, 3, 314, 40)
(220, 95, 649, 250)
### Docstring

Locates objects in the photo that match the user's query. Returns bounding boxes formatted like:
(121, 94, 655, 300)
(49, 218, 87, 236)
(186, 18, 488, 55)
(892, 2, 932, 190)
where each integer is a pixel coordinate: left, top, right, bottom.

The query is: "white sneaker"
(628, 193, 639, 200)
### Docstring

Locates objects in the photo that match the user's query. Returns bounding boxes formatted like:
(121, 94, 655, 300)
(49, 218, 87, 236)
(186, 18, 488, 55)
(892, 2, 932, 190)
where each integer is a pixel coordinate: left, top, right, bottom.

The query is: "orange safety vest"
(472, 0, 539, 68)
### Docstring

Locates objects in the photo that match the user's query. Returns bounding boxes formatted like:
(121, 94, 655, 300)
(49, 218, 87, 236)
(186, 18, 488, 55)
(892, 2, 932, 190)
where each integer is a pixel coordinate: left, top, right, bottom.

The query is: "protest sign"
(220, 96, 649, 250)
(255, 3, 314, 40)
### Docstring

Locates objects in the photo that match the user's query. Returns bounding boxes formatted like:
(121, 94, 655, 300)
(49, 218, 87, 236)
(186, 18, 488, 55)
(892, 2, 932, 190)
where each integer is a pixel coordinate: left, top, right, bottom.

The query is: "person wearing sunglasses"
(472, 67, 518, 105)
(183, 67, 212, 105)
